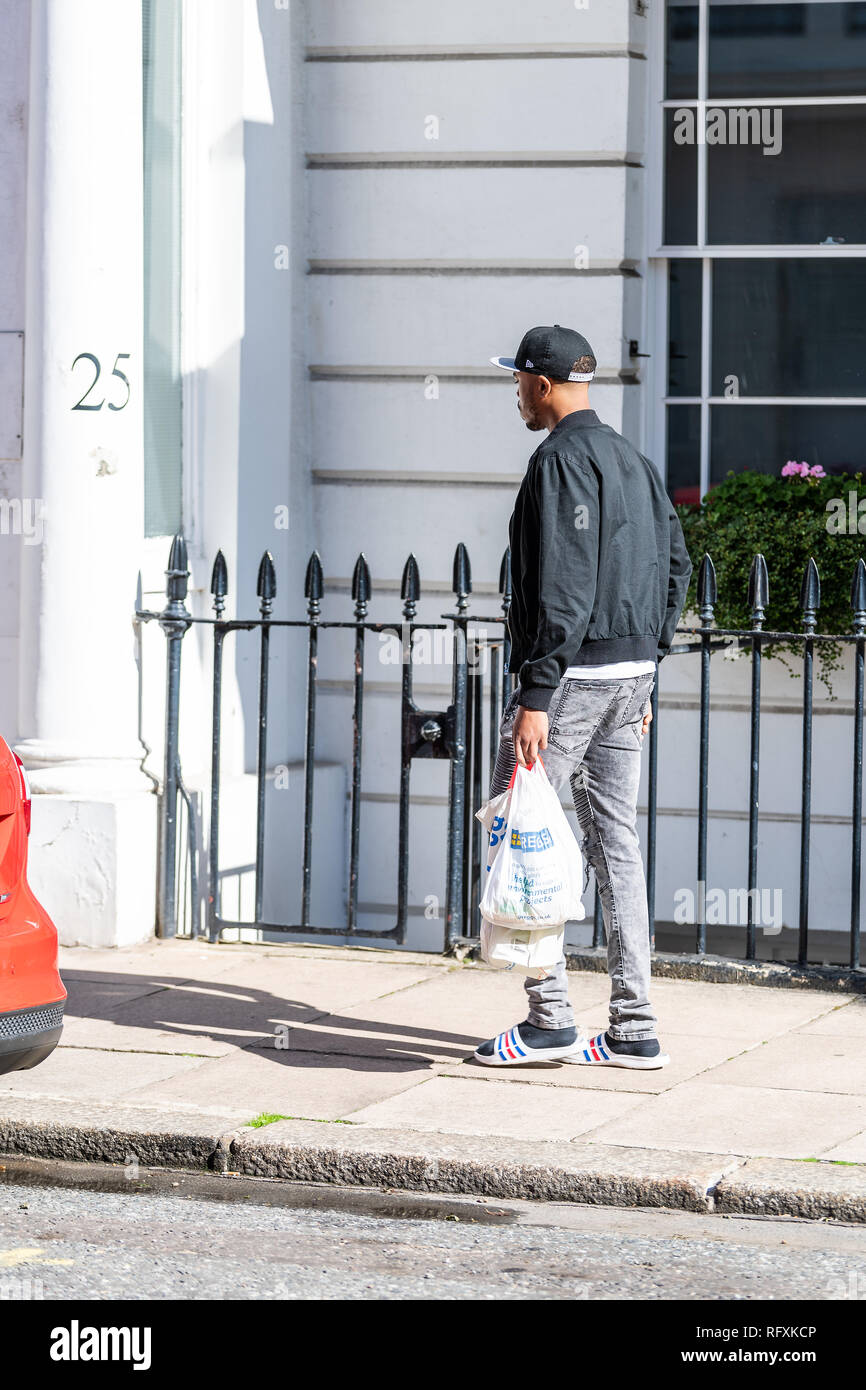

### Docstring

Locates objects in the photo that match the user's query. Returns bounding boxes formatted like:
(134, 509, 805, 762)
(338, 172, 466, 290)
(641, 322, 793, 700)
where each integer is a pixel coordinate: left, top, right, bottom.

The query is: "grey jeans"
(489, 673, 657, 1041)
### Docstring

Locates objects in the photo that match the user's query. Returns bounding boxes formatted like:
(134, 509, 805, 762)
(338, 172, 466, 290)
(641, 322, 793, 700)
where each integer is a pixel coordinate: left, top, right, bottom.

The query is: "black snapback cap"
(491, 324, 596, 382)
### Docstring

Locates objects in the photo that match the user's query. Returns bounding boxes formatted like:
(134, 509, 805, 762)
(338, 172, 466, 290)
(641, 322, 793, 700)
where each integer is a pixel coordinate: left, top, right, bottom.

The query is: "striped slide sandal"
(473, 1022, 580, 1066)
(564, 1030, 670, 1070)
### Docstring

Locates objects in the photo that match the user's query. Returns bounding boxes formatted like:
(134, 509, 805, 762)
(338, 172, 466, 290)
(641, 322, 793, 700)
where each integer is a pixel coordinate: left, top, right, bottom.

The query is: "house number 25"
(71, 353, 132, 411)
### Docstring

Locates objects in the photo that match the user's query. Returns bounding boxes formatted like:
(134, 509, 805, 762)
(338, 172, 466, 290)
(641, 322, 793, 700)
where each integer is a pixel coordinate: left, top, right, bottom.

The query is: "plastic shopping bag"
(479, 918, 565, 980)
(476, 757, 585, 929)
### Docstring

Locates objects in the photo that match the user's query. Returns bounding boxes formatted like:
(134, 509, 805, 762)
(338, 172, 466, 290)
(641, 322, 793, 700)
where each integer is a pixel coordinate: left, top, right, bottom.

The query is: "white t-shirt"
(562, 659, 656, 680)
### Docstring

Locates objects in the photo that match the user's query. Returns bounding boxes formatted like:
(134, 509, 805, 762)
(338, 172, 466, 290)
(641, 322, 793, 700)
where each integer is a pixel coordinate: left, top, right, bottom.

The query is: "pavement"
(1, 939, 866, 1222)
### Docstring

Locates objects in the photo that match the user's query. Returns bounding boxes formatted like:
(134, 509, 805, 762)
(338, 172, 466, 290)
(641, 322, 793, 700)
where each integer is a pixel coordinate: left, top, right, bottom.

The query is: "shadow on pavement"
(59, 967, 484, 1072)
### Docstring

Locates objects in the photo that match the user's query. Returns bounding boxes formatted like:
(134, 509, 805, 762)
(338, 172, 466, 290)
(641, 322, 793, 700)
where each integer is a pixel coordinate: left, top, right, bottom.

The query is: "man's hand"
(513, 707, 548, 768)
(641, 703, 652, 738)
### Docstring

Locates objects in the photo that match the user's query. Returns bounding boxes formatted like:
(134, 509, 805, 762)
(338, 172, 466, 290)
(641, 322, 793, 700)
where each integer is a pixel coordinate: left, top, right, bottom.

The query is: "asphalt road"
(0, 1157, 865, 1301)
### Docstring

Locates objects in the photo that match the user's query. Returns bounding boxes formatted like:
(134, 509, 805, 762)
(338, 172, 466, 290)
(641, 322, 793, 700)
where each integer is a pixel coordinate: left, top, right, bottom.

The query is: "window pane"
(707, 105, 866, 244)
(668, 259, 703, 396)
(666, 2, 699, 99)
(709, 3, 866, 98)
(143, 0, 183, 538)
(667, 405, 702, 505)
(665, 108, 697, 245)
(710, 405, 866, 485)
(712, 260, 866, 397)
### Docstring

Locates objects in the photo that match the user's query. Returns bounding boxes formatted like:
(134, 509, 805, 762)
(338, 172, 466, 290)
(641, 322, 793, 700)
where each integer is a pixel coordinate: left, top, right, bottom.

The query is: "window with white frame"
(657, 0, 866, 506)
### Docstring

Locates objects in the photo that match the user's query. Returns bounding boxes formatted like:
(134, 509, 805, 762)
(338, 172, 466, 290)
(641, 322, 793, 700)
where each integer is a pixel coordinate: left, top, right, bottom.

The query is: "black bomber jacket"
(507, 409, 693, 713)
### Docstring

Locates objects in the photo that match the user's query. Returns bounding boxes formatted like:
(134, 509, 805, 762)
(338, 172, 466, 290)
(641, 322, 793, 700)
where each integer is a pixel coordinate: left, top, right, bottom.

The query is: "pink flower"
(781, 460, 827, 481)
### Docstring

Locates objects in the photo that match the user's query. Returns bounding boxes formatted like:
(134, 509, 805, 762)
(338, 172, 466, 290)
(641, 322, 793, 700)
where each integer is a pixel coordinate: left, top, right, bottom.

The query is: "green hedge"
(676, 469, 866, 685)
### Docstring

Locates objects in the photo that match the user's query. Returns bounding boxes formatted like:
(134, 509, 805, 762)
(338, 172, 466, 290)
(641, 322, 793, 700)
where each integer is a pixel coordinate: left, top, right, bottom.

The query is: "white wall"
(0, 0, 30, 735)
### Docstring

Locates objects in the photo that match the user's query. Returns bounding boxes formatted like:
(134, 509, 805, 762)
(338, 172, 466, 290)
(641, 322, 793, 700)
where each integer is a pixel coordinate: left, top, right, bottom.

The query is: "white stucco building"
(1, 0, 864, 960)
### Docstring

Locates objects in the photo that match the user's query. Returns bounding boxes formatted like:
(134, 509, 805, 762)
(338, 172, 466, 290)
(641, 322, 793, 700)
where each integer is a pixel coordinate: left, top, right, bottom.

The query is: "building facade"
(1, 0, 864, 954)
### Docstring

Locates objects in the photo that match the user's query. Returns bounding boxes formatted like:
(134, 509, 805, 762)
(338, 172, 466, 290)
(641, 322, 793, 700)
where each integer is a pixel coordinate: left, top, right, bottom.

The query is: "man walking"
(474, 325, 691, 1070)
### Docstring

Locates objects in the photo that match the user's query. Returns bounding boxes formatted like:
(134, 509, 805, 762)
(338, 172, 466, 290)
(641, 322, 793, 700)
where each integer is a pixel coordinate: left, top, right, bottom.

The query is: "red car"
(0, 738, 65, 1074)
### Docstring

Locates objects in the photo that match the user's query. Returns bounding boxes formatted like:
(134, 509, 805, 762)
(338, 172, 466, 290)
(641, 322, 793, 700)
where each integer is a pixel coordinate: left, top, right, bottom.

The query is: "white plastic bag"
(476, 757, 585, 929)
(479, 918, 565, 980)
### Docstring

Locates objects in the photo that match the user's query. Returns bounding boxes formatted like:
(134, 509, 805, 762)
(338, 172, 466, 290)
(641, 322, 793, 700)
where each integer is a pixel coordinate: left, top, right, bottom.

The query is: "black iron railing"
(138, 538, 866, 978)
(139, 534, 482, 946)
(660, 552, 866, 971)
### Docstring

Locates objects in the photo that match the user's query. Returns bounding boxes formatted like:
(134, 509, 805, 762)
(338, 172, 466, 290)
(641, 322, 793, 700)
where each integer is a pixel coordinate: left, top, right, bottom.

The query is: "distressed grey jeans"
(489, 673, 657, 1041)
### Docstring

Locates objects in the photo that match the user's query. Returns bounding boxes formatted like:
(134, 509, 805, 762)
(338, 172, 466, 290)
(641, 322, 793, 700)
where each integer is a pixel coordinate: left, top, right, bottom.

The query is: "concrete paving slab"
(0, 1046, 207, 1105)
(247, 1018, 465, 1067)
(699, 1033, 866, 1096)
(232, 1119, 743, 1211)
(59, 942, 265, 982)
(67, 958, 446, 1059)
(57, 1014, 235, 1058)
(58, 940, 455, 981)
(79, 978, 305, 1052)
(714, 1155, 866, 1222)
(257, 945, 455, 968)
(441, 1033, 755, 1093)
(343, 1072, 645, 1141)
(648, 976, 849, 1039)
(795, 999, 866, 1038)
(220, 954, 444, 1015)
(129, 1047, 433, 1122)
(583, 1081, 866, 1160)
(817, 1130, 866, 1163)
(62, 976, 172, 1016)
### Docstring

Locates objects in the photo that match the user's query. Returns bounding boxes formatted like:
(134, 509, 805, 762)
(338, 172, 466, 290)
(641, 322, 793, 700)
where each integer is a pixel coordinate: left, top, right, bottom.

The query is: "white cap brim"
(490, 356, 518, 371)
